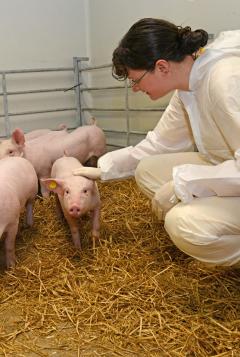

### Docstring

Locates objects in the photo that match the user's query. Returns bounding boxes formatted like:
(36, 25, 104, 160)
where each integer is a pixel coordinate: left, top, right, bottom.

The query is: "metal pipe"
(80, 63, 111, 72)
(2, 73, 11, 136)
(0, 59, 89, 75)
(73, 57, 83, 125)
(81, 107, 165, 112)
(106, 143, 125, 148)
(0, 107, 76, 117)
(80, 85, 125, 91)
(103, 128, 147, 135)
(0, 67, 73, 74)
(0, 85, 126, 96)
(0, 87, 71, 96)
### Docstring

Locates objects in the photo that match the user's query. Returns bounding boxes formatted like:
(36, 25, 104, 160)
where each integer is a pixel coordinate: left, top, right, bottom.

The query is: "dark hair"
(112, 18, 208, 80)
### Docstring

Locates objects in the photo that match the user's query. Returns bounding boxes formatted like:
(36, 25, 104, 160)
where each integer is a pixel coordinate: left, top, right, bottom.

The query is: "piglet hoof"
(92, 230, 100, 239)
(73, 239, 81, 250)
(6, 258, 16, 270)
(26, 216, 34, 227)
(91, 232, 100, 250)
(42, 191, 50, 198)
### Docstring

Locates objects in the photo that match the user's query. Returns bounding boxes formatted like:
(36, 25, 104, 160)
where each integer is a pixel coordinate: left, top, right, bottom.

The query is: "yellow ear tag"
(49, 181, 57, 189)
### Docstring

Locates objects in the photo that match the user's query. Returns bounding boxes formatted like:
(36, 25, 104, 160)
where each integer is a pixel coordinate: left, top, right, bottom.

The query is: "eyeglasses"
(128, 70, 149, 87)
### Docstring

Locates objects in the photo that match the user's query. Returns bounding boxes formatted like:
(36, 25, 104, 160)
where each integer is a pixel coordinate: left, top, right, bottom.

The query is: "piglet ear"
(11, 128, 25, 146)
(40, 178, 65, 196)
(72, 167, 101, 180)
(58, 123, 67, 131)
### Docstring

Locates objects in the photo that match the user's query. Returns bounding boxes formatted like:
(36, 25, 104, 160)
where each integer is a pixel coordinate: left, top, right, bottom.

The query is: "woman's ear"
(155, 59, 170, 74)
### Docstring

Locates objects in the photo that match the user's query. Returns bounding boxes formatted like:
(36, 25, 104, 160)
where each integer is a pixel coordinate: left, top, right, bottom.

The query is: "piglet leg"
(69, 224, 81, 249)
(26, 200, 34, 226)
(91, 205, 101, 240)
(64, 215, 81, 249)
(54, 194, 64, 220)
(5, 221, 19, 269)
(40, 182, 50, 198)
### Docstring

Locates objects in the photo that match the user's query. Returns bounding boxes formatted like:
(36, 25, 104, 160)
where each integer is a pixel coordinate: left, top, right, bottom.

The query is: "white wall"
(85, 0, 240, 147)
(0, 0, 89, 69)
(0, 0, 90, 135)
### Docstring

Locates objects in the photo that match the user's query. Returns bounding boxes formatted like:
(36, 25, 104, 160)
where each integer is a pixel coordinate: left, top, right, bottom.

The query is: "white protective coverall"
(97, 30, 240, 266)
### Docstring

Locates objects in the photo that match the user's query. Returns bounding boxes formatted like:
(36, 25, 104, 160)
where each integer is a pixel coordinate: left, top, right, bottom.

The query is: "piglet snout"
(69, 204, 81, 218)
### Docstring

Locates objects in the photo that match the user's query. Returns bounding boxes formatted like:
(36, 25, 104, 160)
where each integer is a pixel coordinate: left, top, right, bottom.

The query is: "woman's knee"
(164, 205, 235, 265)
(135, 152, 202, 199)
(164, 206, 185, 245)
(135, 157, 158, 199)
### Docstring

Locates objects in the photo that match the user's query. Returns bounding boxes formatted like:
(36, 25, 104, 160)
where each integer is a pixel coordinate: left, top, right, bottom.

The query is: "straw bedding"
(0, 178, 239, 356)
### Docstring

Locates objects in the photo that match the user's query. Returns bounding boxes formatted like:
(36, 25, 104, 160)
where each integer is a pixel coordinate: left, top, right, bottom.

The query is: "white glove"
(97, 146, 139, 181)
(72, 167, 101, 180)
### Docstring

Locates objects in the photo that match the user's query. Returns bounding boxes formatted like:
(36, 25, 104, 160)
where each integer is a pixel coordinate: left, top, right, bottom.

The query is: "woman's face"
(128, 61, 174, 100)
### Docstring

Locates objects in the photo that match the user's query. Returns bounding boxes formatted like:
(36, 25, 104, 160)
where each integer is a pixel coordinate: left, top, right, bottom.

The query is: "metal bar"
(80, 63, 111, 72)
(107, 143, 125, 148)
(0, 107, 76, 117)
(81, 107, 165, 112)
(73, 57, 83, 125)
(0, 59, 89, 74)
(0, 85, 127, 96)
(0, 67, 73, 74)
(2, 73, 11, 137)
(80, 85, 125, 91)
(77, 58, 85, 125)
(103, 128, 147, 135)
(0, 87, 72, 96)
(65, 83, 125, 92)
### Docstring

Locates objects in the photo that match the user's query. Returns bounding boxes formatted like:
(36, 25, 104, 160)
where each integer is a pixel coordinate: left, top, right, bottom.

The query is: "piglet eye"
(65, 189, 69, 194)
(8, 150, 14, 155)
(83, 189, 88, 194)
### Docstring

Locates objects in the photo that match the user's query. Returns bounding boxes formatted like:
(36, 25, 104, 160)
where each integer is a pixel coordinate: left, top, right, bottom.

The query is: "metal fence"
(0, 57, 89, 137)
(0, 57, 166, 147)
(78, 60, 166, 147)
